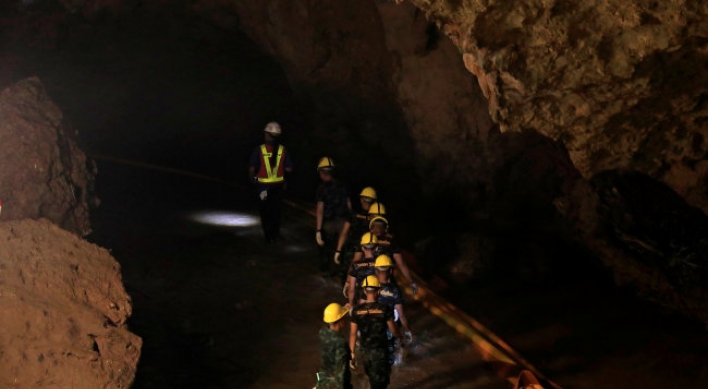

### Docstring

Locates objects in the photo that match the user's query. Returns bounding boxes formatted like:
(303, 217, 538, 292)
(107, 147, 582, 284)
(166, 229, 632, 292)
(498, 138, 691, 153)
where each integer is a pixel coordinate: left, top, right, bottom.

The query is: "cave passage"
(2, 6, 315, 195)
(3, 2, 708, 389)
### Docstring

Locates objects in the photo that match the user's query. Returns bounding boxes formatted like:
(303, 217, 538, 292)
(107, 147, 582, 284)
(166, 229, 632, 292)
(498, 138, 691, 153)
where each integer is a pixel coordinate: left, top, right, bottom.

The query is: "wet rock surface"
(0, 77, 96, 236)
(0, 218, 141, 389)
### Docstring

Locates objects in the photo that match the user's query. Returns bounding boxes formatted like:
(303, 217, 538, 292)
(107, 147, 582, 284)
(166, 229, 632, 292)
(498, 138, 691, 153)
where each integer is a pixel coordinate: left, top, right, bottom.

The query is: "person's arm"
(316, 202, 325, 246)
(283, 147, 293, 173)
(395, 304, 411, 334)
(316, 202, 324, 231)
(336, 221, 351, 252)
(347, 275, 357, 307)
(349, 321, 358, 370)
(333, 336, 350, 384)
(349, 322, 358, 352)
(248, 148, 260, 183)
(387, 319, 402, 340)
(393, 253, 417, 294)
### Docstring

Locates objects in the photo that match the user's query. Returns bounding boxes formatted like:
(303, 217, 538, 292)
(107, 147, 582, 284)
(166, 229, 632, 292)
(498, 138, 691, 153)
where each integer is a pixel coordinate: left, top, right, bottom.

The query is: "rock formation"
(0, 77, 138, 388)
(0, 218, 141, 389)
(407, 0, 708, 214)
(0, 77, 96, 236)
(403, 0, 708, 325)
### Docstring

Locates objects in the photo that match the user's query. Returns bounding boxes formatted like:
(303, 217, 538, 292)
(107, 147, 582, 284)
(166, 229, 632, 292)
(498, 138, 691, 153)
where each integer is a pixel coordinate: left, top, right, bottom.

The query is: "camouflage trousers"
(361, 347, 391, 389)
(316, 374, 353, 389)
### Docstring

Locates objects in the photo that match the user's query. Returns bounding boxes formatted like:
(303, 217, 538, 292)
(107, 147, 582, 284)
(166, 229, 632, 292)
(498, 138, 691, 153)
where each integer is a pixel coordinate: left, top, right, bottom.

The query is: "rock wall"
(207, 1, 496, 197)
(407, 0, 708, 213)
(0, 77, 96, 236)
(0, 218, 141, 389)
(376, 2, 495, 200)
(401, 0, 708, 324)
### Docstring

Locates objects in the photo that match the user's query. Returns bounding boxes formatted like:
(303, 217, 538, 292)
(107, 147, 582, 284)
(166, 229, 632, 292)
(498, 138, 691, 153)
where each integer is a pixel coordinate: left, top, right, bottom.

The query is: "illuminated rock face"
(406, 0, 708, 214)
(0, 77, 96, 236)
(0, 219, 141, 389)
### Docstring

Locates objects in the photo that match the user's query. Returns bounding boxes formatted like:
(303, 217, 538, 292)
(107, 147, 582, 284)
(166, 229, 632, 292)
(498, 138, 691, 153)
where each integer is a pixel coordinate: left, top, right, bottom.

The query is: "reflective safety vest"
(256, 144, 285, 184)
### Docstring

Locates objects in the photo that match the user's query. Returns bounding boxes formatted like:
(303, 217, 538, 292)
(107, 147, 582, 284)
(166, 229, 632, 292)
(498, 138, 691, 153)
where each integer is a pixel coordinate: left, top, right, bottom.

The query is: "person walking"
(248, 122, 293, 244)
(316, 303, 353, 389)
(350, 275, 403, 389)
(374, 254, 413, 365)
(368, 216, 418, 296)
(346, 232, 380, 308)
(334, 186, 378, 287)
(315, 157, 351, 277)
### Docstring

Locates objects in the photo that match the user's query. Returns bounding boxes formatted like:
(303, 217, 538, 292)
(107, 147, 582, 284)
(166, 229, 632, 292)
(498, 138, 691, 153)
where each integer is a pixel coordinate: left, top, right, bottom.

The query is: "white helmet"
(264, 122, 282, 136)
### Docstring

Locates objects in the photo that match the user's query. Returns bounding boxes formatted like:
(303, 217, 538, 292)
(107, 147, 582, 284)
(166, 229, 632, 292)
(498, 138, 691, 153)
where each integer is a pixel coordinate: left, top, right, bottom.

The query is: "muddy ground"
(88, 161, 708, 389)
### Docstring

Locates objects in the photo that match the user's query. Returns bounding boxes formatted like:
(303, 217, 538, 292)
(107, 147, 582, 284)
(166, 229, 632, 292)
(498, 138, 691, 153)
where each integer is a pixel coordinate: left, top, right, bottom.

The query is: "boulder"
(0, 77, 96, 236)
(0, 218, 141, 389)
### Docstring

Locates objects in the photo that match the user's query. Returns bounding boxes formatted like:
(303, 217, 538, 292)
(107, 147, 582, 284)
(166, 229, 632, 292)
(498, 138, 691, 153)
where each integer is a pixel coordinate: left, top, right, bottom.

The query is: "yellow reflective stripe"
(258, 145, 285, 183)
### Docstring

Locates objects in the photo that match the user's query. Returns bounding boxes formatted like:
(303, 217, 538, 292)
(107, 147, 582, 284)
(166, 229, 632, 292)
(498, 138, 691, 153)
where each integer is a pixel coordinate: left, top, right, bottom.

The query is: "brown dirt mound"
(0, 218, 141, 389)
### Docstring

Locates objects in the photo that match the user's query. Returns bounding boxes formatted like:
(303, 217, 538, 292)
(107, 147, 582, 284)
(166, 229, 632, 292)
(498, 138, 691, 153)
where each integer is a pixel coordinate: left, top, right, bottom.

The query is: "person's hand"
(259, 190, 267, 201)
(316, 231, 325, 246)
(411, 282, 418, 295)
(343, 283, 349, 299)
(334, 251, 341, 264)
(349, 354, 357, 370)
(404, 331, 414, 344)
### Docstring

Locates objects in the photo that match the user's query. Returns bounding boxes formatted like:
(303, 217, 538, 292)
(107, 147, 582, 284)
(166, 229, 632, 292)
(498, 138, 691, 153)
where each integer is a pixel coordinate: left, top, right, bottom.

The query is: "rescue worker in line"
(366, 202, 393, 244)
(368, 216, 418, 295)
(334, 186, 378, 287)
(316, 303, 353, 389)
(344, 202, 388, 296)
(367, 201, 386, 221)
(315, 157, 351, 277)
(350, 275, 403, 389)
(347, 232, 379, 308)
(374, 254, 413, 365)
(248, 122, 293, 244)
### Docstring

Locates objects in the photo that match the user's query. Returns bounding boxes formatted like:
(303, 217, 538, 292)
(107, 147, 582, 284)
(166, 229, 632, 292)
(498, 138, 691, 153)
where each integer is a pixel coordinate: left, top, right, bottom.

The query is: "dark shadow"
(396, 363, 508, 389)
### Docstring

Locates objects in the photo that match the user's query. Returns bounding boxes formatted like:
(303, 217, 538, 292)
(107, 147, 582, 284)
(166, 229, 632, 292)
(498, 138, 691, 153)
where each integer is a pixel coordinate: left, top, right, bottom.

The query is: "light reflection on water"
(188, 211, 259, 227)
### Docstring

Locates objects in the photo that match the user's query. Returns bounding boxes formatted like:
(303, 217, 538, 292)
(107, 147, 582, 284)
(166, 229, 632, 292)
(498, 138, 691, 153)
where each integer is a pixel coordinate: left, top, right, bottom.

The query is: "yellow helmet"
(317, 157, 335, 171)
(369, 216, 389, 230)
(359, 187, 377, 201)
(368, 202, 386, 216)
(360, 232, 378, 246)
(362, 275, 381, 289)
(374, 254, 394, 268)
(323, 303, 349, 323)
